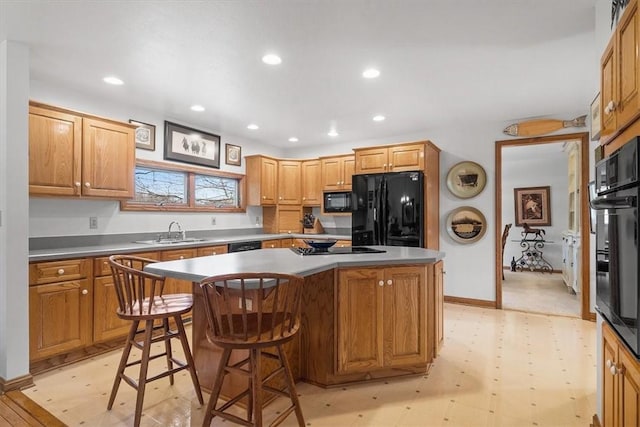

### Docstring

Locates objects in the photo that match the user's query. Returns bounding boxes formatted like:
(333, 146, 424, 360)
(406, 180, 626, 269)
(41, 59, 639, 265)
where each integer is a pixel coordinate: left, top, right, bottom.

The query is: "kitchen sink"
(134, 238, 206, 245)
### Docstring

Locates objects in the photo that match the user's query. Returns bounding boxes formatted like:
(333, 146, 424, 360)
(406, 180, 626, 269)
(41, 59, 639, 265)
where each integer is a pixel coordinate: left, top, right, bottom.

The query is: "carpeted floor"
(502, 270, 581, 317)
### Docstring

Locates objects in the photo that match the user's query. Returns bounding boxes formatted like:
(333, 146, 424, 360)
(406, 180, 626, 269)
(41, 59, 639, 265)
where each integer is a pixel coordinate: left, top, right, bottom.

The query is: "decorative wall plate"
(446, 161, 487, 199)
(446, 206, 487, 244)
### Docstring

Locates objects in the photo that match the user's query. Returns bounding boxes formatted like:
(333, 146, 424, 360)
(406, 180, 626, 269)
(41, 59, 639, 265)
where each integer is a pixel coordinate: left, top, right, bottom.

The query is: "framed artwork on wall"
(129, 119, 156, 151)
(446, 161, 487, 199)
(445, 206, 487, 244)
(590, 93, 601, 141)
(164, 121, 220, 168)
(514, 186, 551, 227)
(225, 143, 241, 166)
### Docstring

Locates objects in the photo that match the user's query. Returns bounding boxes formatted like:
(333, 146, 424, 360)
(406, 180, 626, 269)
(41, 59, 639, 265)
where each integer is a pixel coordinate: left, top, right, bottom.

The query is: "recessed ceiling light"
(247, 124, 259, 130)
(373, 115, 386, 122)
(288, 137, 299, 142)
(362, 68, 380, 79)
(262, 54, 282, 65)
(328, 130, 339, 137)
(190, 105, 205, 112)
(103, 76, 124, 85)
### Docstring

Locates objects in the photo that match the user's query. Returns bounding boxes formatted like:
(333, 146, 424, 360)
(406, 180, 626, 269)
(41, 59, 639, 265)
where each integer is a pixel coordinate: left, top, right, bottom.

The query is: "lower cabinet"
(336, 266, 426, 374)
(602, 322, 640, 427)
(161, 248, 197, 294)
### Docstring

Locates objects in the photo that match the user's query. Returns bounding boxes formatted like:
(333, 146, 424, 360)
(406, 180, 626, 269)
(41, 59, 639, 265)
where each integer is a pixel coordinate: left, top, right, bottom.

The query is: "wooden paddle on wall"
(503, 115, 587, 137)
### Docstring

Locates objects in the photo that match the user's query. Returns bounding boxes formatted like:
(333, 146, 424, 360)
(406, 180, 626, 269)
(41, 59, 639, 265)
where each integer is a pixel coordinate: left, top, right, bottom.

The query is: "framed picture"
(514, 186, 551, 227)
(445, 206, 487, 244)
(225, 143, 241, 166)
(446, 161, 487, 199)
(588, 180, 597, 234)
(164, 121, 220, 168)
(129, 120, 156, 151)
(590, 92, 601, 141)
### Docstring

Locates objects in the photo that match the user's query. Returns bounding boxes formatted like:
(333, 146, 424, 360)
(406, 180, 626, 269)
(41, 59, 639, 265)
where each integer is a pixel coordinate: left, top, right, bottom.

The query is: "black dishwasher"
(228, 240, 262, 253)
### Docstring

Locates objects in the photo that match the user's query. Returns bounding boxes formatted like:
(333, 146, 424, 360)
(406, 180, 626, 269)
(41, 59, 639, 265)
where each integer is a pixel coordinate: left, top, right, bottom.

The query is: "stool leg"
(162, 318, 174, 385)
(203, 347, 231, 427)
(108, 320, 138, 410)
(251, 348, 263, 427)
(173, 314, 204, 405)
(133, 319, 154, 427)
(277, 345, 305, 426)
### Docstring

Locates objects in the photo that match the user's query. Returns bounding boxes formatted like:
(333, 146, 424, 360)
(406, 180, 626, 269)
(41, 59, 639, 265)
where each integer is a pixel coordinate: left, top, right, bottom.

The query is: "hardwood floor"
(24, 303, 596, 426)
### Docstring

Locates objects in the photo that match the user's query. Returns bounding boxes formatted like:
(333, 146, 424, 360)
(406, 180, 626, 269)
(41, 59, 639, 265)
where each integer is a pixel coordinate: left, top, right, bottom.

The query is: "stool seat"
(116, 293, 194, 320)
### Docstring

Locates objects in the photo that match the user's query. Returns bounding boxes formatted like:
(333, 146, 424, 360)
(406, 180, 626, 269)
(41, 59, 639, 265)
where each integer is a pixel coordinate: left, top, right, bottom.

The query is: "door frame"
(494, 132, 593, 320)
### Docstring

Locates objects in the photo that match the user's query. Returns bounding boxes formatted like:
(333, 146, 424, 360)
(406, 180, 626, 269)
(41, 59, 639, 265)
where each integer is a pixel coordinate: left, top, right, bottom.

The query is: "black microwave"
(323, 191, 352, 213)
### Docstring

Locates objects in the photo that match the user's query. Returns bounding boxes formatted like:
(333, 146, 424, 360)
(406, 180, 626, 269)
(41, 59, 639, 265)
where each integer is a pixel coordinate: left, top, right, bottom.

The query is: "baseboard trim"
(444, 295, 497, 308)
(0, 373, 34, 392)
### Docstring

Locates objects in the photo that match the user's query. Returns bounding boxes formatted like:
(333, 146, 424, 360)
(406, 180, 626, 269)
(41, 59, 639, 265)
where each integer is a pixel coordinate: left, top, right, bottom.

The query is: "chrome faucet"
(168, 221, 185, 240)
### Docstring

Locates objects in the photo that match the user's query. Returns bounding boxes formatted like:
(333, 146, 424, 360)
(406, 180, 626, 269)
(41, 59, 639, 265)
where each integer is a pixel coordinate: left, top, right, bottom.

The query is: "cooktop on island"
(291, 246, 387, 256)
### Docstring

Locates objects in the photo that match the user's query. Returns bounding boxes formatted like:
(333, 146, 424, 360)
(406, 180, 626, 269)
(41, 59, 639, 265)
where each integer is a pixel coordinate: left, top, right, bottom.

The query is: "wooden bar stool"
(199, 273, 305, 427)
(108, 255, 204, 427)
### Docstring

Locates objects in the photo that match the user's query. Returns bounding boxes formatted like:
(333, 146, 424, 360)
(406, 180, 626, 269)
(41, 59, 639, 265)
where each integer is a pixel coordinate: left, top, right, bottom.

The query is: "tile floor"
(502, 271, 581, 318)
(24, 303, 597, 426)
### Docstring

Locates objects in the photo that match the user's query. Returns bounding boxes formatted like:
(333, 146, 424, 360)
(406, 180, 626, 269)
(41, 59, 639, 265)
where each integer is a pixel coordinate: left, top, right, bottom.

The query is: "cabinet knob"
(383, 163, 387, 169)
(179, 256, 185, 259)
(610, 364, 618, 375)
(263, 196, 266, 199)
(212, 251, 217, 255)
(279, 196, 282, 200)
(82, 289, 88, 295)
(389, 164, 393, 168)
(270, 244, 275, 248)
(387, 279, 393, 286)
(103, 261, 108, 265)
(57, 268, 65, 275)
(606, 359, 612, 368)
(84, 182, 91, 188)
(75, 182, 81, 187)
(605, 100, 616, 114)
(302, 197, 306, 200)
(378, 280, 384, 287)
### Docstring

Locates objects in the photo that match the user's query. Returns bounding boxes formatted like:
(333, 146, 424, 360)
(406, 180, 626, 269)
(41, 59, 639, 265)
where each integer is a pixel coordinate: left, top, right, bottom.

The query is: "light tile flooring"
(24, 303, 597, 426)
(502, 271, 581, 318)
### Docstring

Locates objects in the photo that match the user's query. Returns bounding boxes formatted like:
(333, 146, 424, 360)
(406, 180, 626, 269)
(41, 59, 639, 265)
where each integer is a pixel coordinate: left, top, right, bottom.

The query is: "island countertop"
(144, 246, 444, 281)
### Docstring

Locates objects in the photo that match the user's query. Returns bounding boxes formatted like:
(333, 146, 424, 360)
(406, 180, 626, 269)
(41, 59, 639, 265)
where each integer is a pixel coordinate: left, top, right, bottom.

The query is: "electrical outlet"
(255, 216, 260, 224)
(211, 217, 216, 226)
(238, 297, 253, 311)
(89, 216, 98, 229)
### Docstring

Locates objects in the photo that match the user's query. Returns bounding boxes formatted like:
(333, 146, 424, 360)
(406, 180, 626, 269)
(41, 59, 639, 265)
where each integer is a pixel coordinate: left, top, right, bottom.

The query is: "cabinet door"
(29, 279, 92, 360)
(261, 157, 278, 204)
(28, 105, 82, 196)
(82, 118, 135, 198)
(321, 157, 343, 190)
(389, 144, 424, 172)
(161, 248, 196, 294)
(354, 147, 388, 174)
(336, 269, 384, 373)
(302, 160, 322, 206)
(434, 261, 444, 356)
(616, 0, 639, 128)
(278, 160, 302, 204)
(602, 324, 619, 427)
(277, 206, 303, 233)
(601, 38, 617, 137)
(383, 266, 427, 366)
(335, 240, 351, 247)
(262, 239, 282, 249)
(196, 245, 228, 256)
(618, 344, 640, 426)
(342, 156, 355, 190)
(93, 275, 130, 343)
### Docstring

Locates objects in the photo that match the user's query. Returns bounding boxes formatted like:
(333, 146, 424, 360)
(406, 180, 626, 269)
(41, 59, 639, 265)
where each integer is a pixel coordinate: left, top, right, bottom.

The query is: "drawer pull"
(82, 289, 88, 295)
(387, 279, 393, 286)
(378, 280, 384, 287)
(57, 268, 65, 275)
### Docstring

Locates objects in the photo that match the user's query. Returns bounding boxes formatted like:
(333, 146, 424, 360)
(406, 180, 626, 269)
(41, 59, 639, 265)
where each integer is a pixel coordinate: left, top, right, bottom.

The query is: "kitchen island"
(146, 246, 445, 391)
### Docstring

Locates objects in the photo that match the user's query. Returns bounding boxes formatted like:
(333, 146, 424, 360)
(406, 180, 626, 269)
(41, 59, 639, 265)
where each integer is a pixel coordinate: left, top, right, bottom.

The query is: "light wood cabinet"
(245, 155, 278, 205)
(161, 248, 197, 294)
(196, 245, 228, 256)
(301, 160, 322, 206)
(262, 239, 282, 249)
(336, 266, 426, 374)
(320, 155, 355, 191)
(601, 0, 639, 141)
(263, 205, 303, 234)
(28, 102, 135, 198)
(429, 261, 444, 358)
(601, 322, 640, 427)
(335, 240, 351, 247)
(277, 160, 302, 204)
(354, 142, 425, 174)
(92, 252, 159, 343)
(29, 259, 93, 361)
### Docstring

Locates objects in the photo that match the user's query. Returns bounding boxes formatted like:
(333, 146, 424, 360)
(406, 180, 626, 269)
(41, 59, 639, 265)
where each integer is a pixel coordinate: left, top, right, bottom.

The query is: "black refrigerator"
(351, 171, 424, 247)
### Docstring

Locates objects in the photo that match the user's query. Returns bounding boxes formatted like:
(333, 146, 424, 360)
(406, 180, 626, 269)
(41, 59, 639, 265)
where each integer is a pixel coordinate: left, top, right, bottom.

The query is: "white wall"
(501, 143, 569, 270)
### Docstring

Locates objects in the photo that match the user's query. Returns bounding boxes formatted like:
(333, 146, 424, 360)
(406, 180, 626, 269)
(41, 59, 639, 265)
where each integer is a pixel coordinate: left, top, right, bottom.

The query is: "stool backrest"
(108, 255, 166, 316)
(199, 273, 304, 346)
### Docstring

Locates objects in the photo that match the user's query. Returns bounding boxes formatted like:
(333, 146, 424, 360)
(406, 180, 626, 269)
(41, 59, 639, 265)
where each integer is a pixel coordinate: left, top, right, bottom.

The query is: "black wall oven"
(592, 137, 640, 357)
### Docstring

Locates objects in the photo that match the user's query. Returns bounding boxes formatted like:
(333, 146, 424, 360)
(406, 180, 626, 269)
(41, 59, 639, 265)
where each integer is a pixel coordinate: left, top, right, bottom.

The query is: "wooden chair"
(199, 273, 305, 427)
(108, 255, 204, 427)
(501, 223, 512, 280)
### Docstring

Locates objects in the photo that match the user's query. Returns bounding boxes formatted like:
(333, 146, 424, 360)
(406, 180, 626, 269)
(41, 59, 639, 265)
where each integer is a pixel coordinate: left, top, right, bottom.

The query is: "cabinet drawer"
(93, 251, 159, 277)
(335, 240, 352, 247)
(196, 245, 228, 256)
(29, 259, 91, 285)
(161, 248, 197, 261)
(262, 239, 282, 249)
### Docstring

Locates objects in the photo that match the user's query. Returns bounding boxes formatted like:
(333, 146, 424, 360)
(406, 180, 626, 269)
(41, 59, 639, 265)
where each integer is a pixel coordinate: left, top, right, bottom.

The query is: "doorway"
(494, 132, 592, 320)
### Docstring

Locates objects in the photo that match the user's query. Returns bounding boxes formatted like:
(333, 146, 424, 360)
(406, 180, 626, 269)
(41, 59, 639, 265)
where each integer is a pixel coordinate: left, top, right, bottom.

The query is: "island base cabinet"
(29, 279, 92, 361)
(336, 266, 427, 374)
(602, 322, 640, 427)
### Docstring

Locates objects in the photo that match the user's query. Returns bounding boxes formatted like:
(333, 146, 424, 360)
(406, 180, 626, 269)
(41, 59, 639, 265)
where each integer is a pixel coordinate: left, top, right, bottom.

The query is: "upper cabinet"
(301, 160, 321, 206)
(354, 142, 425, 174)
(600, 0, 639, 141)
(29, 102, 135, 198)
(320, 154, 355, 191)
(277, 160, 302, 205)
(246, 155, 278, 205)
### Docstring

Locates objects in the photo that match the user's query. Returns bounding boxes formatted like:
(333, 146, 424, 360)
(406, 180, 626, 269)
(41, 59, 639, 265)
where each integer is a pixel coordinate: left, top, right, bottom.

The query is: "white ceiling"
(1, 0, 598, 148)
